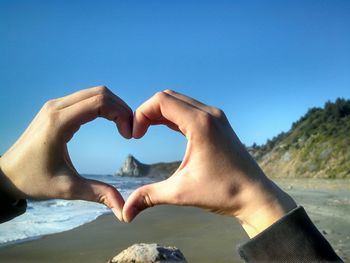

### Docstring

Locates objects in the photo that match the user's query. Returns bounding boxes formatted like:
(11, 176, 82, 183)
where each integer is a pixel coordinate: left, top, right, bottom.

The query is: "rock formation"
(107, 243, 188, 263)
(116, 154, 149, 177)
(116, 155, 181, 179)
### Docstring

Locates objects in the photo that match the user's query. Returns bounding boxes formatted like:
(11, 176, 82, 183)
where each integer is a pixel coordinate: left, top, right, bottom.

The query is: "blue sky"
(1, 0, 349, 174)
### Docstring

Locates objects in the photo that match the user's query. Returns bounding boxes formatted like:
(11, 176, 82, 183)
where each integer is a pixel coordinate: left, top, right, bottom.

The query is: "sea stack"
(115, 155, 181, 179)
(115, 154, 148, 177)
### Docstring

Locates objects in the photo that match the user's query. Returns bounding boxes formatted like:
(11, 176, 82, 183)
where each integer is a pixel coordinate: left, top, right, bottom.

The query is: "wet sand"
(0, 206, 248, 263)
(0, 178, 349, 262)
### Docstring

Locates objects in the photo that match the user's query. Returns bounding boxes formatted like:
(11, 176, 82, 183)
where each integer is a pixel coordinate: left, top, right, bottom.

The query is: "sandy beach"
(276, 178, 350, 261)
(0, 206, 247, 263)
(0, 178, 349, 262)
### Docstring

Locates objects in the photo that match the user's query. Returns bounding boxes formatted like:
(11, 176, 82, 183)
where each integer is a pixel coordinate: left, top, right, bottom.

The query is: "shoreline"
(0, 205, 248, 263)
(0, 210, 112, 249)
(0, 178, 349, 262)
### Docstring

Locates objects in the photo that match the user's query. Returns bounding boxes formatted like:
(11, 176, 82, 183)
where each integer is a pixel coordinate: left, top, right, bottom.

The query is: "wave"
(0, 175, 154, 246)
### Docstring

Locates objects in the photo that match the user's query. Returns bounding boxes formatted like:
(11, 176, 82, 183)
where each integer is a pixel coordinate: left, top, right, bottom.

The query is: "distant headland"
(116, 154, 181, 179)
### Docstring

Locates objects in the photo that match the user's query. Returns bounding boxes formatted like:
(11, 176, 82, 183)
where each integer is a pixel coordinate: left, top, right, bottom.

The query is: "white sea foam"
(0, 175, 154, 246)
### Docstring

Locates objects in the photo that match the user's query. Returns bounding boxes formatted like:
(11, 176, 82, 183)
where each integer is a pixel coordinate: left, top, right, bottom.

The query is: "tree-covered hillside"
(249, 98, 350, 178)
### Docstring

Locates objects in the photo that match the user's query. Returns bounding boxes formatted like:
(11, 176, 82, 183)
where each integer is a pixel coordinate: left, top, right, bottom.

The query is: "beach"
(0, 178, 349, 262)
(0, 206, 247, 263)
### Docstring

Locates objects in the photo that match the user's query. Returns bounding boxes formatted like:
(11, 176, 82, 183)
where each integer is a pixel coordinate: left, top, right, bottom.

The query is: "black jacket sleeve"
(0, 190, 27, 223)
(238, 206, 343, 262)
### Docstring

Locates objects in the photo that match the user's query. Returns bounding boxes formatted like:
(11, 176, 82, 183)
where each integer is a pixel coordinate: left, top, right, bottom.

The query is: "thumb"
(73, 178, 125, 221)
(123, 180, 177, 223)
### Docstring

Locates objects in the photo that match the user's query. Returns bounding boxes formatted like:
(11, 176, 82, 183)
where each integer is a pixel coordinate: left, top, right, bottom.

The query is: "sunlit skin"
(123, 90, 297, 237)
(0, 87, 297, 238)
(0, 86, 132, 221)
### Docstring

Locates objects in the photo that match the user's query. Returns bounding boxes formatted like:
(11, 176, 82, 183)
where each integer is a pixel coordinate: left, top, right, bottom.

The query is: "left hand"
(0, 86, 132, 221)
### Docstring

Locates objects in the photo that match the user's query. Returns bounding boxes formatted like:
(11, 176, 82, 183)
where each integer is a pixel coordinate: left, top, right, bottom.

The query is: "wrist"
(234, 176, 297, 238)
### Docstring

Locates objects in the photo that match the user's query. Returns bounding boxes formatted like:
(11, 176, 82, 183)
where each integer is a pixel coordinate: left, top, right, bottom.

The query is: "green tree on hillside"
(252, 98, 350, 178)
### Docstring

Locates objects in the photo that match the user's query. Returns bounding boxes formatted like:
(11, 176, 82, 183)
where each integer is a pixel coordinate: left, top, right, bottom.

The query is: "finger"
(122, 180, 178, 222)
(133, 91, 203, 139)
(132, 110, 180, 138)
(54, 86, 104, 109)
(73, 177, 125, 221)
(59, 93, 133, 139)
(163, 89, 219, 115)
(55, 86, 131, 113)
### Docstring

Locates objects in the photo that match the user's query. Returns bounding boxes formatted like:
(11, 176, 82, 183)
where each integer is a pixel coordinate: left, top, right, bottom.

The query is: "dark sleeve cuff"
(0, 194, 27, 223)
(238, 206, 343, 263)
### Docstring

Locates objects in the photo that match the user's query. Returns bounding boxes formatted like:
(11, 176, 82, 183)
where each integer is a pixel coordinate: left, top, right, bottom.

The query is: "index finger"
(133, 91, 204, 139)
(56, 86, 131, 113)
(59, 92, 133, 140)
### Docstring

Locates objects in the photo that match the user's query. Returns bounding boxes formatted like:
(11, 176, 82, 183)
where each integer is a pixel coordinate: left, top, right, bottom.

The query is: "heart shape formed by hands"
(1, 86, 295, 237)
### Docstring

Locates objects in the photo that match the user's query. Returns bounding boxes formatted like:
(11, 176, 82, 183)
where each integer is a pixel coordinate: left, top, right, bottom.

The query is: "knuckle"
(153, 91, 167, 103)
(98, 186, 114, 206)
(143, 193, 154, 208)
(94, 93, 110, 108)
(197, 111, 213, 127)
(163, 89, 175, 95)
(93, 94, 115, 118)
(42, 100, 61, 127)
(136, 187, 154, 208)
(94, 85, 110, 95)
(43, 99, 58, 112)
(212, 107, 226, 119)
(195, 111, 219, 137)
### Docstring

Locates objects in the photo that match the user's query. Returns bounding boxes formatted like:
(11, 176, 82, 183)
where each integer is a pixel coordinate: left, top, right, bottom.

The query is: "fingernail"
(112, 208, 123, 222)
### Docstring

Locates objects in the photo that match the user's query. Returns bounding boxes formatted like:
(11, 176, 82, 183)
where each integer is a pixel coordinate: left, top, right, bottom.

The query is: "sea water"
(0, 174, 155, 246)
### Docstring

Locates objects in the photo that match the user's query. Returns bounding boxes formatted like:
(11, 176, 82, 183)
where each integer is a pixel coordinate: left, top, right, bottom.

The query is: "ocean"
(0, 174, 155, 246)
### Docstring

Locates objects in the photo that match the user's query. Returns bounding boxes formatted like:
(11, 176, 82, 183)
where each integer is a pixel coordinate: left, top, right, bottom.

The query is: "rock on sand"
(107, 243, 188, 263)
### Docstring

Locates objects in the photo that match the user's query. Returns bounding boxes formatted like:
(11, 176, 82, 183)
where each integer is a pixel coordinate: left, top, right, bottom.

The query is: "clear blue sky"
(1, 0, 349, 174)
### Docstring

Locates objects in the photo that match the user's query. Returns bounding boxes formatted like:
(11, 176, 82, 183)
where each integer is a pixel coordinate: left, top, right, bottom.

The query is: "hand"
(0, 86, 132, 221)
(123, 90, 297, 237)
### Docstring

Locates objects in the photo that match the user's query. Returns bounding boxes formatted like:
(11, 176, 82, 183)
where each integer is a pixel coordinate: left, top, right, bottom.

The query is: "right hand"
(123, 90, 296, 237)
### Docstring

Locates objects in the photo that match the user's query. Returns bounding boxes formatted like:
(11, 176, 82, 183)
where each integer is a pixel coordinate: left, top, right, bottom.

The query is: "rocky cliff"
(116, 155, 181, 179)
